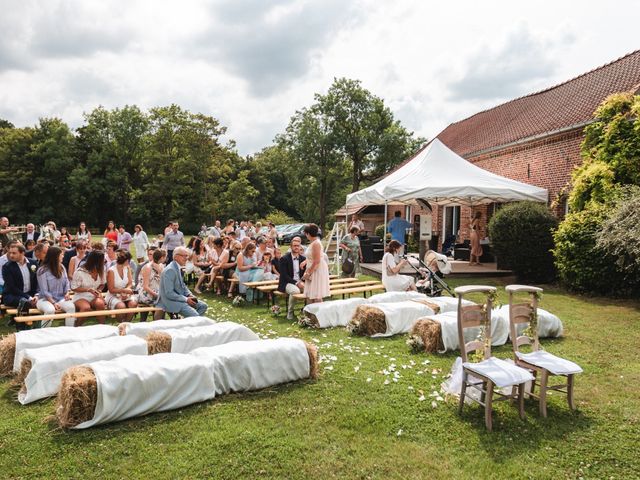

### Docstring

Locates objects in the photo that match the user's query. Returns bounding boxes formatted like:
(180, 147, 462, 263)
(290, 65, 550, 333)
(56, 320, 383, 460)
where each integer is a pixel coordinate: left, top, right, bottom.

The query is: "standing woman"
(469, 211, 483, 266)
(339, 226, 363, 278)
(268, 222, 279, 248)
(67, 240, 88, 280)
(133, 224, 150, 263)
(103, 221, 118, 244)
(381, 240, 416, 292)
(71, 250, 107, 326)
(36, 246, 76, 327)
(76, 221, 92, 244)
(302, 224, 330, 303)
(105, 249, 138, 321)
(138, 248, 166, 320)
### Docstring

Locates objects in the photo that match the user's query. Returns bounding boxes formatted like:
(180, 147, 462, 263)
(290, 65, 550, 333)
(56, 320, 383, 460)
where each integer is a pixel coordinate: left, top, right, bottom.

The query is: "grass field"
(0, 276, 639, 479)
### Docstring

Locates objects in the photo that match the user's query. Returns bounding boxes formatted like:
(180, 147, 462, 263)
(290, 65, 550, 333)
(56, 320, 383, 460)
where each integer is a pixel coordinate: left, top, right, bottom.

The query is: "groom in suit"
(157, 246, 207, 318)
(277, 237, 306, 320)
(2, 243, 39, 330)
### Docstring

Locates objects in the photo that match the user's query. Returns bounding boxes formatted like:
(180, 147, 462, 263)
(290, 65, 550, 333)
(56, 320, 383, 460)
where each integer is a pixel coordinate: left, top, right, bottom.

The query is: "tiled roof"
(436, 50, 640, 157)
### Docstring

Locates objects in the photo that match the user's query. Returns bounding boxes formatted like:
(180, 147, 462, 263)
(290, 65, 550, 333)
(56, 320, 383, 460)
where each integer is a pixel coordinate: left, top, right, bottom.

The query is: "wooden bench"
(14, 306, 163, 326)
(292, 283, 385, 301)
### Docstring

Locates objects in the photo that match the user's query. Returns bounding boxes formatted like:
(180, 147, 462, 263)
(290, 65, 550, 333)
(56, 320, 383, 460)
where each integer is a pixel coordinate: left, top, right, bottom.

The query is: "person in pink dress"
(302, 223, 330, 303)
(469, 211, 484, 266)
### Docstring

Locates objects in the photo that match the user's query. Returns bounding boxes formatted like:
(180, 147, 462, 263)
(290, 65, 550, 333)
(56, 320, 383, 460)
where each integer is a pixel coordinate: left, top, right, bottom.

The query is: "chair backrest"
(506, 284, 543, 353)
(454, 285, 497, 363)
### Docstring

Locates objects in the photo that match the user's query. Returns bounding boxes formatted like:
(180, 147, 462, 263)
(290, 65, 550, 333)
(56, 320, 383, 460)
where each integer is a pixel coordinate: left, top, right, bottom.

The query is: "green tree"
(0, 126, 36, 222)
(318, 78, 426, 192)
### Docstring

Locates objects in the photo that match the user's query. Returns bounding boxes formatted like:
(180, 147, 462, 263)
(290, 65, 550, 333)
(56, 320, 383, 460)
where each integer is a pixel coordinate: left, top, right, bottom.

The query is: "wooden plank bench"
(14, 306, 163, 326)
(292, 283, 385, 301)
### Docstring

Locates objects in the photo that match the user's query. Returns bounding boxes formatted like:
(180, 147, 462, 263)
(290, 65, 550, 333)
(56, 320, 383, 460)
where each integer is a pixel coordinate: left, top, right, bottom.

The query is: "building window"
(443, 206, 460, 240)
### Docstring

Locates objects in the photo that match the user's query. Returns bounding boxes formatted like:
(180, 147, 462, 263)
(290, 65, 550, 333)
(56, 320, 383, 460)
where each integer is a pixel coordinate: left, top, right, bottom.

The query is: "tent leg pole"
(383, 201, 388, 253)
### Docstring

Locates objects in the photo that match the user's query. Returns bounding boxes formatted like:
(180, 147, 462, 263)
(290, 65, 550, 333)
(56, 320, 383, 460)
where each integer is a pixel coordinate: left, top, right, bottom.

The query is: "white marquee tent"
(346, 139, 548, 207)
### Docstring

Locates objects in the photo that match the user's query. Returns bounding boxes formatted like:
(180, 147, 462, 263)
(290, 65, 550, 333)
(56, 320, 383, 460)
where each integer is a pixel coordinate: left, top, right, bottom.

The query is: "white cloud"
(0, 0, 638, 155)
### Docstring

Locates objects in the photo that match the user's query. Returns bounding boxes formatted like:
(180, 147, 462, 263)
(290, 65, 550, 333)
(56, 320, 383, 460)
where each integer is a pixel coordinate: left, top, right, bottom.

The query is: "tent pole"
(383, 201, 388, 252)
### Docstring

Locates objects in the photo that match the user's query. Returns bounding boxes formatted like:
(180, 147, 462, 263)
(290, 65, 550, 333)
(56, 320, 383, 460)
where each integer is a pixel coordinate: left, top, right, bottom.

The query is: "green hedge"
(488, 202, 557, 282)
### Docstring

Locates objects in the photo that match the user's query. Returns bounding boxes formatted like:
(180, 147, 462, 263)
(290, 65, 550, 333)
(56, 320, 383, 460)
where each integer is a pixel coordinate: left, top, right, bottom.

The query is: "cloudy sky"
(0, 0, 638, 156)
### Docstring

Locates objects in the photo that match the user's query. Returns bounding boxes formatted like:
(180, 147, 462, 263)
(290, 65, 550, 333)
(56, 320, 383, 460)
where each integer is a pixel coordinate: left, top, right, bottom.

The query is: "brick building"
(341, 50, 640, 249)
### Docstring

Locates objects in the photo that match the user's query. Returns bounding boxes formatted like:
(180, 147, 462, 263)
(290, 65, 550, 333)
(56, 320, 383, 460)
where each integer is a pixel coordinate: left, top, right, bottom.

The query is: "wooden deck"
(360, 256, 512, 278)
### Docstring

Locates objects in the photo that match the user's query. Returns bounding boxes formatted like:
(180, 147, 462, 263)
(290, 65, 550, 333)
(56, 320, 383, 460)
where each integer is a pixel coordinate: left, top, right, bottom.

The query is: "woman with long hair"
(235, 242, 263, 302)
(469, 211, 484, 266)
(339, 226, 363, 278)
(67, 239, 88, 280)
(103, 221, 118, 243)
(76, 221, 92, 243)
(301, 223, 330, 303)
(36, 246, 76, 327)
(205, 237, 225, 294)
(220, 240, 240, 298)
(192, 238, 212, 295)
(381, 240, 416, 292)
(133, 224, 150, 263)
(138, 248, 166, 321)
(105, 249, 138, 321)
(71, 250, 107, 325)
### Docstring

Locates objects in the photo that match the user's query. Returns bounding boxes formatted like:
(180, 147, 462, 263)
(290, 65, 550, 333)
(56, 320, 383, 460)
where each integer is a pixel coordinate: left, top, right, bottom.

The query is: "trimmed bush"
(552, 205, 623, 295)
(488, 202, 557, 282)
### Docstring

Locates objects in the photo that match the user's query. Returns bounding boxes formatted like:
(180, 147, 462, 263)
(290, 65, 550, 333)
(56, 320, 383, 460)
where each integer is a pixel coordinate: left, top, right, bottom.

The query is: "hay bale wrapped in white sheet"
(409, 308, 510, 353)
(301, 298, 368, 328)
(0, 325, 118, 377)
(190, 338, 318, 395)
(18, 335, 148, 405)
(146, 322, 259, 354)
(56, 353, 216, 429)
(119, 316, 215, 337)
(427, 296, 475, 314)
(348, 301, 437, 337)
(367, 291, 428, 304)
(498, 305, 564, 339)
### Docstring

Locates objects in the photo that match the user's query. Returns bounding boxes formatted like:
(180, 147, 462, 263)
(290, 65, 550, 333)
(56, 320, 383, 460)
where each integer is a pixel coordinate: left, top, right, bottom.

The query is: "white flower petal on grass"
(324, 365, 334, 371)
(384, 379, 390, 385)
(366, 377, 372, 383)
(422, 360, 431, 365)
(354, 366, 360, 372)
(397, 429, 403, 436)
(418, 394, 426, 401)
(431, 401, 438, 408)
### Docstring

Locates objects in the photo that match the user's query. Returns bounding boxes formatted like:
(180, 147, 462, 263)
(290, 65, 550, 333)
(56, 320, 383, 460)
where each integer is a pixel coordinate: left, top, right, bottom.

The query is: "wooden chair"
(456, 285, 534, 431)
(506, 284, 582, 417)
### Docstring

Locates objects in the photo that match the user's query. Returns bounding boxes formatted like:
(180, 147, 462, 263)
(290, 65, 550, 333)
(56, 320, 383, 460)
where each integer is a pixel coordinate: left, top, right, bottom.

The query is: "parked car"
(281, 224, 322, 244)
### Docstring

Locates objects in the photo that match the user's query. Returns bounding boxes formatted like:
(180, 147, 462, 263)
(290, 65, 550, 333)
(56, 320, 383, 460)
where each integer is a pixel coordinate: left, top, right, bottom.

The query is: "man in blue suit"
(2, 243, 39, 330)
(157, 246, 207, 318)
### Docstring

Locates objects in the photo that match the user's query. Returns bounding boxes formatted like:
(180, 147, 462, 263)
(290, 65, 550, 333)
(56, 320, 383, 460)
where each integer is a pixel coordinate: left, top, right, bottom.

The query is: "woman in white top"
(71, 250, 107, 326)
(76, 221, 92, 244)
(381, 240, 416, 292)
(138, 248, 166, 321)
(105, 249, 138, 321)
(133, 224, 150, 263)
(205, 237, 225, 293)
(67, 239, 88, 280)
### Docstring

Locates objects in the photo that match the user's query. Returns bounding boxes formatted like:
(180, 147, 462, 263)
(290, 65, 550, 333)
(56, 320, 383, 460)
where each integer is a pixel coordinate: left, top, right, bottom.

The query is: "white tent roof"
(346, 139, 548, 206)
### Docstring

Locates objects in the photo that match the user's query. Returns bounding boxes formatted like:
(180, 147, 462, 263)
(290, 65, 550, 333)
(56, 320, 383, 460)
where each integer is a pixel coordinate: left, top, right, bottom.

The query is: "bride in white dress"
(381, 240, 416, 292)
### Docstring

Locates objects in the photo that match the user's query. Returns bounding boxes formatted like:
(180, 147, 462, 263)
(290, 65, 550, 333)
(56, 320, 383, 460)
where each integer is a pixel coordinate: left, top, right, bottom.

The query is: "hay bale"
(305, 341, 319, 379)
(118, 322, 130, 336)
(146, 331, 172, 355)
(298, 312, 319, 328)
(409, 318, 444, 353)
(55, 366, 97, 429)
(12, 358, 32, 388)
(411, 299, 441, 314)
(347, 305, 387, 336)
(0, 334, 17, 377)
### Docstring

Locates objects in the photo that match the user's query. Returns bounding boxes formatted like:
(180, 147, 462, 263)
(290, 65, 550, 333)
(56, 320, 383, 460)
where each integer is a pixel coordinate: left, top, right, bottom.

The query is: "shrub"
(488, 202, 558, 282)
(552, 204, 624, 295)
(568, 159, 615, 212)
(262, 209, 297, 226)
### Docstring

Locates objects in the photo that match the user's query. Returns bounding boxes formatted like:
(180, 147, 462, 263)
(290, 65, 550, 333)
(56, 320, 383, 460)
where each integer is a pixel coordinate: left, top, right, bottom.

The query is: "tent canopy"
(346, 139, 548, 206)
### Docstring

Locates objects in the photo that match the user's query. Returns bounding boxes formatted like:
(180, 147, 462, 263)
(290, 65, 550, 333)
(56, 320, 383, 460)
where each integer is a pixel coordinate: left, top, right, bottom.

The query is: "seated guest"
(0, 241, 18, 294)
(2, 242, 39, 330)
(62, 238, 77, 271)
(138, 248, 166, 321)
(67, 240, 88, 280)
(105, 241, 118, 269)
(204, 237, 225, 294)
(105, 249, 138, 322)
(259, 251, 278, 280)
(381, 240, 416, 292)
(191, 238, 212, 295)
(157, 246, 207, 318)
(255, 236, 273, 263)
(24, 239, 37, 259)
(71, 250, 107, 326)
(33, 241, 49, 266)
(36, 246, 76, 327)
(219, 241, 240, 297)
(271, 247, 282, 276)
(134, 246, 157, 291)
(22, 223, 40, 244)
(277, 237, 306, 321)
(236, 242, 263, 302)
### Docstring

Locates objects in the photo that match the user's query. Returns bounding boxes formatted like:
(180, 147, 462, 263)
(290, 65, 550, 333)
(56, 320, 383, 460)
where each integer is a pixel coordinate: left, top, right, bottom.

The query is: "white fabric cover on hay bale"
(190, 338, 313, 395)
(498, 306, 564, 339)
(64, 353, 216, 429)
(367, 291, 428, 304)
(119, 316, 215, 337)
(302, 298, 368, 328)
(427, 296, 475, 313)
(19, 335, 148, 405)
(356, 301, 438, 338)
(12, 325, 118, 374)
(151, 323, 259, 354)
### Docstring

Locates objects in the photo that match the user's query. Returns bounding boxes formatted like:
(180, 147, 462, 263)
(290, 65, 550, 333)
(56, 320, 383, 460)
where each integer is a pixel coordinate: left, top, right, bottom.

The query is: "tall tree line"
(0, 78, 425, 232)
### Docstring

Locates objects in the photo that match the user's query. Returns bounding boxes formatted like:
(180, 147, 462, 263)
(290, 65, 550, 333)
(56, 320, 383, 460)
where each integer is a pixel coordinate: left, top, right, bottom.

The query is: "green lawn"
(0, 276, 638, 479)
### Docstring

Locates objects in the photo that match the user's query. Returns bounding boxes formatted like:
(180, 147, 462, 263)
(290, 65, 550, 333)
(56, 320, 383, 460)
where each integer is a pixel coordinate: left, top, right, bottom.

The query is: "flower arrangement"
(522, 291, 542, 339)
(270, 304, 281, 316)
(232, 295, 245, 307)
(468, 291, 498, 363)
(406, 334, 424, 353)
(30, 264, 36, 272)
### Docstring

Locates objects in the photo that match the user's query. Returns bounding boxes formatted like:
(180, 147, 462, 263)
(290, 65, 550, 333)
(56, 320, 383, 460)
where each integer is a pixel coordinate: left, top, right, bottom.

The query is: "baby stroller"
(406, 250, 454, 297)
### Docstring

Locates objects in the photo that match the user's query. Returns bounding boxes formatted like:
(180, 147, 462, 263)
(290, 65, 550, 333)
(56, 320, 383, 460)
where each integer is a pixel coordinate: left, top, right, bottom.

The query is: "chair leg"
(458, 370, 467, 414)
(485, 382, 494, 431)
(567, 374, 576, 411)
(539, 370, 549, 418)
(480, 380, 487, 405)
(530, 369, 537, 398)
(518, 383, 525, 420)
